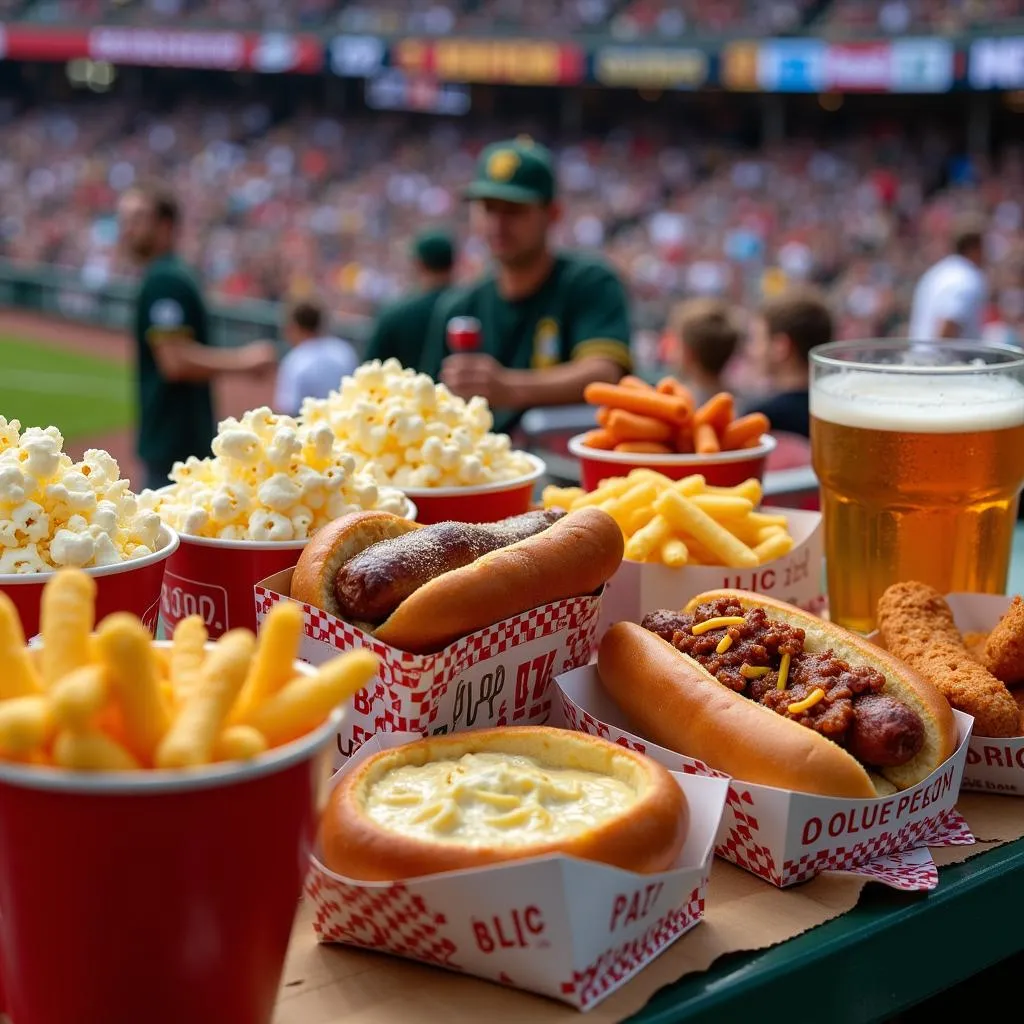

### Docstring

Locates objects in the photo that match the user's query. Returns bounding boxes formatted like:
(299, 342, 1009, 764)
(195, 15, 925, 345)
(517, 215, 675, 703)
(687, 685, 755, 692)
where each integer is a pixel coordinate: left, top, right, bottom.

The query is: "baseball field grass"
(0, 333, 133, 440)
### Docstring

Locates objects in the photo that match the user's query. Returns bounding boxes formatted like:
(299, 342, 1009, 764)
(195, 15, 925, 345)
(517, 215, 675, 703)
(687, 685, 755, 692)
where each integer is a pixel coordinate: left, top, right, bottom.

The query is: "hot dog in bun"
(597, 590, 957, 798)
(291, 507, 623, 654)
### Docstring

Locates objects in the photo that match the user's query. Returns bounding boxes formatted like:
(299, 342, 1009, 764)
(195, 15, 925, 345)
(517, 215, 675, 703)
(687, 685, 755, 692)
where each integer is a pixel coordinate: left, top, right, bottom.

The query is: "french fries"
(542, 470, 794, 568)
(0, 568, 381, 772)
(581, 376, 769, 455)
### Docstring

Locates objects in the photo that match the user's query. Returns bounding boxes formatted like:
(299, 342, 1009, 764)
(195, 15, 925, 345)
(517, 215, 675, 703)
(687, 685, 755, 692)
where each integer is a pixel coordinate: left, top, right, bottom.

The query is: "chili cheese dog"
(291, 507, 624, 653)
(597, 590, 957, 798)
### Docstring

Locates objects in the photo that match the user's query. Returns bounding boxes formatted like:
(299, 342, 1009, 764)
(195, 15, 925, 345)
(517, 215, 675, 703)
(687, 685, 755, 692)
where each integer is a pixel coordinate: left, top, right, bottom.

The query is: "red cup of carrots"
(570, 376, 776, 491)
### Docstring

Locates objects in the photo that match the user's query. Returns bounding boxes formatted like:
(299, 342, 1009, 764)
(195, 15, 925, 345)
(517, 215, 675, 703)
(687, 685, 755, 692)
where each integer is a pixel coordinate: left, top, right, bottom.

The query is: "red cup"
(0, 525, 179, 639)
(161, 533, 308, 640)
(398, 453, 546, 524)
(0, 653, 338, 1024)
(160, 499, 417, 638)
(568, 433, 777, 491)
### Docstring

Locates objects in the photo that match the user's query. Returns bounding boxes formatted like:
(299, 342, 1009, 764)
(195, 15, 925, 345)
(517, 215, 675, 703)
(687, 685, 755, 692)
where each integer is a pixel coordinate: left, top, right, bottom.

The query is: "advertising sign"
(393, 38, 585, 85)
(969, 37, 1024, 89)
(756, 39, 826, 92)
(593, 46, 708, 89)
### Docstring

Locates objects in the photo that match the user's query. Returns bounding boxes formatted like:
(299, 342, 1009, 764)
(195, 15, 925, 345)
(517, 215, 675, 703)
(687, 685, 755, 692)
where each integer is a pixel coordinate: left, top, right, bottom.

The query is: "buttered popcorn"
(299, 359, 535, 489)
(0, 418, 162, 574)
(141, 407, 408, 541)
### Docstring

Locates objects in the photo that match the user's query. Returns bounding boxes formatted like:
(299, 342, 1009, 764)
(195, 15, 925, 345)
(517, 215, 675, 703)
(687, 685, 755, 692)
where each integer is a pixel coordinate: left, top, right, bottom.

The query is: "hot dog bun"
(292, 507, 624, 653)
(597, 590, 957, 798)
(290, 511, 421, 621)
(319, 727, 687, 881)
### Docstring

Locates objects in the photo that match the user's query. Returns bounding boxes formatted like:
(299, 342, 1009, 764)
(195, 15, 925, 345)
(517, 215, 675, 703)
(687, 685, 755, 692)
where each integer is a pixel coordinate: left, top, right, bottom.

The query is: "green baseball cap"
(411, 228, 454, 271)
(463, 138, 556, 205)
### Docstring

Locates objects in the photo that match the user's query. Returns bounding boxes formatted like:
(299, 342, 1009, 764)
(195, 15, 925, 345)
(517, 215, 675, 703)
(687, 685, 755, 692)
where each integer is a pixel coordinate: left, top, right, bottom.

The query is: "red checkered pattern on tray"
(306, 867, 461, 969)
(715, 785, 782, 884)
(558, 692, 728, 779)
(558, 886, 705, 1010)
(778, 807, 973, 886)
(258, 588, 601, 753)
(846, 854, 939, 891)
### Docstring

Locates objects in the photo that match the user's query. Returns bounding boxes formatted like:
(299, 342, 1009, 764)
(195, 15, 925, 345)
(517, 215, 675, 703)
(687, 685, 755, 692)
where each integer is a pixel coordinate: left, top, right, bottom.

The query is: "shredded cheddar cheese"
(715, 634, 733, 654)
(691, 616, 746, 635)
(776, 652, 792, 690)
(787, 687, 825, 715)
(739, 664, 770, 679)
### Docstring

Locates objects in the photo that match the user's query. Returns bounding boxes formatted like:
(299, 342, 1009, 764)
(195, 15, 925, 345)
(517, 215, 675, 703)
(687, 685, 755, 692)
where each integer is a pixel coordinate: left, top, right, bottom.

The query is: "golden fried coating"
(981, 596, 1024, 688)
(963, 632, 989, 663)
(878, 582, 1020, 738)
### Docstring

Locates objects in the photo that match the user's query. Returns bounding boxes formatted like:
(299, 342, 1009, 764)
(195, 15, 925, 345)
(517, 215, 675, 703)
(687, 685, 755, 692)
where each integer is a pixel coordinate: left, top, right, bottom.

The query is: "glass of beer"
(810, 340, 1024, 633)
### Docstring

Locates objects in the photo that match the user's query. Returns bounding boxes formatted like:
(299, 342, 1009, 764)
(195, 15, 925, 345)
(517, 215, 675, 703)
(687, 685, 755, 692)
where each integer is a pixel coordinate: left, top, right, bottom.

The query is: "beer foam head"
(811, 370, 1024, 433)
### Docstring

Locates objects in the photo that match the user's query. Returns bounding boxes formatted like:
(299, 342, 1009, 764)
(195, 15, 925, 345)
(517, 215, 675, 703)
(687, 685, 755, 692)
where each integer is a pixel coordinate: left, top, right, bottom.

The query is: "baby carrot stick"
(580, 429, 618, 450)
(620, 375, 654, 390)
(583, 383, 690, 425)
(607, 409, 674, 443)
(693, 392, 735, 434)
(614, 442, 674, 454)
(721, 413, 770, 450)
(695, 422, 721, 454)
(656, 377, 692, 402)
(595, 407, 611, 427)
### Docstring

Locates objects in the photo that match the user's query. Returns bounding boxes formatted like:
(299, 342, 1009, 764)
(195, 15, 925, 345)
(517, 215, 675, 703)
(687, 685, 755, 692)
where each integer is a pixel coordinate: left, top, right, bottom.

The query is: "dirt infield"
(0, 308, 274, 487)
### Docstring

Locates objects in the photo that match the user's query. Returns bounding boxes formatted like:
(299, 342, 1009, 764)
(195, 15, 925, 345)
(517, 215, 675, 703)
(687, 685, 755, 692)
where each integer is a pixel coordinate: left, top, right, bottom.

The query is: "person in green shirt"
(422, 138, 631, 434)
(365, 228, 456, 371)
(118, 183, 278, 491)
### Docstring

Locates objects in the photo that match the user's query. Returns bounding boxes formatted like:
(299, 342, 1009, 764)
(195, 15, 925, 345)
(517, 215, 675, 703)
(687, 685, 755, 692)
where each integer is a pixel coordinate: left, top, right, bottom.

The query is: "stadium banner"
(719, 41, 760, 91)
(329, 34, 387, 78)
(390, 37, 586, 85)
(889, 39, 955, 92)
(755, 39, 826, 92)
(969, 37, 1024, 89)
(592, 46, 708, 89)
(0, 25, 322, 71)
(365, 70, 471, 115)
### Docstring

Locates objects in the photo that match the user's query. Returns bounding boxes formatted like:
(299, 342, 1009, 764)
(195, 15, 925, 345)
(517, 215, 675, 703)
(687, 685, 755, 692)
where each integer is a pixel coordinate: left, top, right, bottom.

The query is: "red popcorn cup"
(398, 452, 546, 525)
(160, 499, 417, 638)
(0, 525, 179, 639)
(569, 432, 777, 491)
(0, 654, 340, 1024)
(161, 533, 308, 640)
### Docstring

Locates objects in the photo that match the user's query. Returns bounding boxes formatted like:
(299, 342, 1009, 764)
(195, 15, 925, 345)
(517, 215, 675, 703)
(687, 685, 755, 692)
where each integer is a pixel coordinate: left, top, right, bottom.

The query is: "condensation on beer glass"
(809, 341, 1024, 634)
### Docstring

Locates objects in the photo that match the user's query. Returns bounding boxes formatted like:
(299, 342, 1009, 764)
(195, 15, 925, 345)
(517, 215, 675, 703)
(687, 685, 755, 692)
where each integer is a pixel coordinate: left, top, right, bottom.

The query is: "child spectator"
(671, 298, 742, 405)
(273, 300, 358, 416)
(744, 288, 834, 439)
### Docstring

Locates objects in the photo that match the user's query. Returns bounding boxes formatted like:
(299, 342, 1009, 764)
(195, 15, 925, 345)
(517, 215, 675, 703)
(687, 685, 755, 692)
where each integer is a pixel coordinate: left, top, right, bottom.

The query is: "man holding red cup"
(423, 138, 633, 434)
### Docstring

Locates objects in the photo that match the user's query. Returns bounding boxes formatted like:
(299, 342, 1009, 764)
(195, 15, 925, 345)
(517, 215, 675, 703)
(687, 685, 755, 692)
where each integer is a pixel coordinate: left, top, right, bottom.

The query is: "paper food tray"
(596, 508, 825, 637)
(256, 570, 603, 760)
(306, 732, 728, 1011)
(938, 592, 1024, 796)
(555, 665, 974, 889)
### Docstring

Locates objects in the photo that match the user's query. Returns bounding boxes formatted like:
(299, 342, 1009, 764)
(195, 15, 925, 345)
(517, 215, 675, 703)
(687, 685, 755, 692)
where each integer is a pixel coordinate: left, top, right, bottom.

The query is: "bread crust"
(319, 726, 688, 881)
(597, 590, 957, 798)
(290, 512, 422, 618)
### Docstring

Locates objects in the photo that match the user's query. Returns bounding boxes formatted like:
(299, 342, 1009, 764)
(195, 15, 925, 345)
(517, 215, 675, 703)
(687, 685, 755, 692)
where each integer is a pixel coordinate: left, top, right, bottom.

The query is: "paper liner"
(256, 570, 602, 760)
(939, 593, 1024, 796)
(556, 666, 974, 889)
(596, 508, 826, 638)
(305, 732, 727, 1011)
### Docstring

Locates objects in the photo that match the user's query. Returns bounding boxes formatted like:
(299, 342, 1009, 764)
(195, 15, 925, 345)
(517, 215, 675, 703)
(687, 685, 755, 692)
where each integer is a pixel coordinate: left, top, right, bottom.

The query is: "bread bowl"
(319, 727, 688, 880)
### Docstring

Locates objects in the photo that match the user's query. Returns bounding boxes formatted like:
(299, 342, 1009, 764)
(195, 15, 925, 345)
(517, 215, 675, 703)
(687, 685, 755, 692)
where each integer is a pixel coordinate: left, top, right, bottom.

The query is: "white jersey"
(274, 336, 358, 416)
(907, 254, 987, 342)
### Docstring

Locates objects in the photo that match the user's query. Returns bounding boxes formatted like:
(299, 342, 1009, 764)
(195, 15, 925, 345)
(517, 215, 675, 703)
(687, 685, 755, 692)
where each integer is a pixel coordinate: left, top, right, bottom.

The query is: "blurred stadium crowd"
(2, 91, 1022, 348)
(3, 0, 1021, 33)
